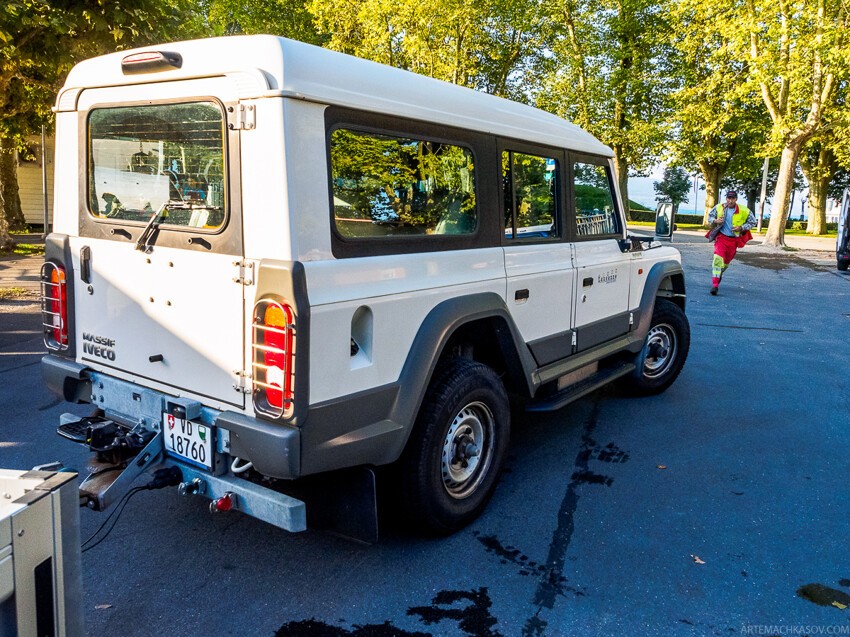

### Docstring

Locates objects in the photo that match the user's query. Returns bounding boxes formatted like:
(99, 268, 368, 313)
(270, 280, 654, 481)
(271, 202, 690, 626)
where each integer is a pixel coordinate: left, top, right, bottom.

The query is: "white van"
(42, 35, 689, 538)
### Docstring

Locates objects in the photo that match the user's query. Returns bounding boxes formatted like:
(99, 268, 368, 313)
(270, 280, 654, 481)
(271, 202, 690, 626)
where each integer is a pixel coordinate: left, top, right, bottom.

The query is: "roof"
(61, 35, 613, 157)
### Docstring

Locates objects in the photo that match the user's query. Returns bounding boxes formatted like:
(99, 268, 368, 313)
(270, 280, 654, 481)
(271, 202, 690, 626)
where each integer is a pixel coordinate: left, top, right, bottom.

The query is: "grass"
(0, 287, 32, 299)
(0, 242, 44, 257)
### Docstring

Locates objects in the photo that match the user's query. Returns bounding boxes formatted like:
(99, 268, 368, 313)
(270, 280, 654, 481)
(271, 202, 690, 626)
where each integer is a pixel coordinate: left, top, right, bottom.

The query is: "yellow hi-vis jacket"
(711, 203, 752, 237)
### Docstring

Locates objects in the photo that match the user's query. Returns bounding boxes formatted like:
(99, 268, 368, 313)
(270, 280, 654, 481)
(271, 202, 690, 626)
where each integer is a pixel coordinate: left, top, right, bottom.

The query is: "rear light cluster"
(41, 262, 68, 350)
(252, 299, 296, 418)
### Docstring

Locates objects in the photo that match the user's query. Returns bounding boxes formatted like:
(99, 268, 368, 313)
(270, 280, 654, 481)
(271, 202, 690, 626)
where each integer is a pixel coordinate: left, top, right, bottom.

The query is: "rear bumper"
(42, 355, 300, 480)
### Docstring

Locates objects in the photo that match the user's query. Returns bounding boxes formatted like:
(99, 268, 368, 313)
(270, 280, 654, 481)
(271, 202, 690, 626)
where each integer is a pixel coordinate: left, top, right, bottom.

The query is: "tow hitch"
(58, 416, 166, 510)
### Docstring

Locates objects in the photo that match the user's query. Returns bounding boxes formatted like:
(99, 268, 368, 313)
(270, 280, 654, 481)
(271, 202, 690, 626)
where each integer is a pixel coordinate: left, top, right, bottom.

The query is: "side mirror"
(654, 202, 674, 241)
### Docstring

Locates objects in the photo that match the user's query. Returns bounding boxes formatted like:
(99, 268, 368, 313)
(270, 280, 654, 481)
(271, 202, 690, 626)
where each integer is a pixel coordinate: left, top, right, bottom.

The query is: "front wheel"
(622, 298, 690, 396)
(399, 358, 510, 535)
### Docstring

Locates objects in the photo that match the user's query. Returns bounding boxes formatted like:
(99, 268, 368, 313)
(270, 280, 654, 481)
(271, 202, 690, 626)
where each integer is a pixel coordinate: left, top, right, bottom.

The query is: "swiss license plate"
(162, 412, 214, 470)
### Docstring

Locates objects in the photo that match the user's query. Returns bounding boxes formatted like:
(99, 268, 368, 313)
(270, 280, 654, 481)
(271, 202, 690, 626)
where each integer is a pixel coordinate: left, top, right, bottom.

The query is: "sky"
(627, 167, 836, 219)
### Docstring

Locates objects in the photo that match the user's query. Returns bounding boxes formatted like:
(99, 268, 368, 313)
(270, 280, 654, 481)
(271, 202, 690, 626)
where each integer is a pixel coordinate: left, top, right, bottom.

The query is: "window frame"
(568, 152, 625, 242)
(325, 107, 498, 259)
(77, 96, 243, 254)
(498, 139, 566, 246)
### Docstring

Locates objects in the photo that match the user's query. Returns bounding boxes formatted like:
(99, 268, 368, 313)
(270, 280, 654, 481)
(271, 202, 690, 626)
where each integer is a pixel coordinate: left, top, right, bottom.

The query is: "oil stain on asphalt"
(276, 399, 628, 637)
(275, 587, 502, 636)
(521, 400, 628, 637)
(797, 582, 850, 609)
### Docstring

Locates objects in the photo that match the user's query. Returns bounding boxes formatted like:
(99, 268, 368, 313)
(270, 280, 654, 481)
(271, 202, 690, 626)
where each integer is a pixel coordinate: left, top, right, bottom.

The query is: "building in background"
(16, 134, 55, 228)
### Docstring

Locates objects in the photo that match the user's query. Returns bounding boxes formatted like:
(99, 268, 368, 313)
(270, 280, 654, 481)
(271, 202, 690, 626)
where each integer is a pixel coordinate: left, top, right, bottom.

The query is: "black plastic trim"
(216, 410, 301, 479)
(528, 329, 574, 366)
(41, 355, 91, 403)
(43, 234, 77, 359)
(252, 260, 311, 427)
(575, 312, 631, 352)
(298, 293, 536, 474)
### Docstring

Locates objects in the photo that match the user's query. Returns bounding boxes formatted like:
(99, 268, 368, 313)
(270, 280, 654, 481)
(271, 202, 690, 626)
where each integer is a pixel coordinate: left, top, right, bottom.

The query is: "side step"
(526, 362, 636, 413)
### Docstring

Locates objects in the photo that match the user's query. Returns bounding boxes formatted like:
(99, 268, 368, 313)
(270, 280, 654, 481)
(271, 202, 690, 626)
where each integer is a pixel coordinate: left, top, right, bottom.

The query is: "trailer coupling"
(56, 414, 308, 534)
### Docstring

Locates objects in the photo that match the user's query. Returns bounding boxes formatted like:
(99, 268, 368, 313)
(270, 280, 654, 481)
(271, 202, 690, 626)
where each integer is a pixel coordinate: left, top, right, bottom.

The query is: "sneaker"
(710, 286, 718, 296)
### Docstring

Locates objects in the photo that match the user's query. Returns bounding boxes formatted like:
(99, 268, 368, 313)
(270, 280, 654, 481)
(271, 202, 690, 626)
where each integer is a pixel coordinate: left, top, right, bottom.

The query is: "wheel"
(399, 358, 510, 535)
(838, 260, 849, 271)
(622, 298, 690, 396)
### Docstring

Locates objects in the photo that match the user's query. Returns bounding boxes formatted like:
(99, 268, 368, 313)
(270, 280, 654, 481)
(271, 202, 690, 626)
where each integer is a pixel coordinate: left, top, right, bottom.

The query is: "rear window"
(330, 128, 477, 238)
(87, 102, 226, 229)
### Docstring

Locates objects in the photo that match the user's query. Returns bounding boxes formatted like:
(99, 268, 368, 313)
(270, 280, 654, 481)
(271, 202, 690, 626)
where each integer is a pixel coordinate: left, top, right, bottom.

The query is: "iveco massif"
(42, 35, 689, 538)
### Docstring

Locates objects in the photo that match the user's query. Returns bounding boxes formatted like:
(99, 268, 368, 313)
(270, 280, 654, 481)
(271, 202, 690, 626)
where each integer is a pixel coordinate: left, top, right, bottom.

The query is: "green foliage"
(653, 166, 691, 206)
(200, 0, 322, 42)
(538, 0, 674, 175)
(307, 0, 551, 96)
(0, 0, 206, 147)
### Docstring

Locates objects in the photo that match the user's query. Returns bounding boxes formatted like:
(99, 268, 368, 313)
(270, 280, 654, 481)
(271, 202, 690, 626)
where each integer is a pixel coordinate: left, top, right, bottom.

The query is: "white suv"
(42, 35, 689, 537)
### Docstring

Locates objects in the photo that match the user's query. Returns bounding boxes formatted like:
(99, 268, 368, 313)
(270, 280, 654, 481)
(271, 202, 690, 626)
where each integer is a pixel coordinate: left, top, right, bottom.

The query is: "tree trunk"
(799, 146, 832, 236)
(805, 177, 828, 235)
(0, 141, 25, 231)
(764, 144, 800, 247)
(744, 188, 757, 211)
(0, 182, 14, 251)
(700, 164, 722, 225)
(613, 152, 630, 221)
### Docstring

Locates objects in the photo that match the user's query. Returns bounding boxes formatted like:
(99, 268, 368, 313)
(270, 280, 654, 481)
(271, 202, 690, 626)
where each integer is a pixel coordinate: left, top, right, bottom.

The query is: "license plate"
(162, 412, 214, 470)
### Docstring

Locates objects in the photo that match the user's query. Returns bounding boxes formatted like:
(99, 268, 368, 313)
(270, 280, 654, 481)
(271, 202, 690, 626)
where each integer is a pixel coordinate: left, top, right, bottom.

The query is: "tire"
(622, 298, 690, 396)
(399, 358, 510, 535)
(838, 260, 849, 272)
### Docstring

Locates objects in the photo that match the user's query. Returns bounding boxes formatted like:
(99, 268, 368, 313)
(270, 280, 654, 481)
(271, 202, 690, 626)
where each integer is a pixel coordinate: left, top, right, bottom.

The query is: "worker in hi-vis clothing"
(706, 190, 756, 296)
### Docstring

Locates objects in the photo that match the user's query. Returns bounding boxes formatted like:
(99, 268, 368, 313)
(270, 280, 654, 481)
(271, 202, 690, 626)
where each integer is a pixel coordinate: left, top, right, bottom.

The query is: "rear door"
(569, 155, 631, 352)
(72, 78, 247, 408)
(501, 144, 576, 367)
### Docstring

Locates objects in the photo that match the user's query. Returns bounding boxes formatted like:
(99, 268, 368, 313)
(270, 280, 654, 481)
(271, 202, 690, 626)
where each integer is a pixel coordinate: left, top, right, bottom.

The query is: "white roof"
(61, 35, 612, 157)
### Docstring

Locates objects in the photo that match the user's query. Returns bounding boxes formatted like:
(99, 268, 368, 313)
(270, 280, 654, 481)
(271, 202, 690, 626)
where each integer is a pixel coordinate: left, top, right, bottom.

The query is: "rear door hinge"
(232, 260, 255, 286)
(232, 369, 252, 394)
(228, 102, 256, 131)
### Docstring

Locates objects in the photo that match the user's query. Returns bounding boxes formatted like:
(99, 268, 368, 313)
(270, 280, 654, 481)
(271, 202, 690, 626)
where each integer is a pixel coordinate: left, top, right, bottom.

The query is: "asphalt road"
(1, 234, 849, 637)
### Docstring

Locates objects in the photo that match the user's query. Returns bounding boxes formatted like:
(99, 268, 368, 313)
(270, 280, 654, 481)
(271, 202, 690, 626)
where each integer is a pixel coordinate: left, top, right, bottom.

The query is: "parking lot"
(1, 232, 849, 636)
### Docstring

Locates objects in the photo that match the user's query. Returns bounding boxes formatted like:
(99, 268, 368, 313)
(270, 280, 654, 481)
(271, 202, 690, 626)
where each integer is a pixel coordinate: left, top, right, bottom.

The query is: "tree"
(741, 0, 850, 246)
(201, 0, 323, 42)
(667, 0, 774, 223)
(539, 0, 675, 217)
(307, 0, 551, 97)
(0, 0, 205, 248)
(653, 166, 691, 210)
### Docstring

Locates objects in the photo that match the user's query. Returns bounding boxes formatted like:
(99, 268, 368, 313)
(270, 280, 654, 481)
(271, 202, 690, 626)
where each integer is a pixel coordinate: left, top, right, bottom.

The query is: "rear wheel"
(838, 260, 849, 272)
(622, 298, 690, 396)
(399, 358, 510, 535)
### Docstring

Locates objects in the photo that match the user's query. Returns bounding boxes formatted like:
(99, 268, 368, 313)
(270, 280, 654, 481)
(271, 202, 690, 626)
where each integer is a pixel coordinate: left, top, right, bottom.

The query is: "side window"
(330, 128, 477, 238)
(573, 161, 620, 238)
(503, 151, 559, 240)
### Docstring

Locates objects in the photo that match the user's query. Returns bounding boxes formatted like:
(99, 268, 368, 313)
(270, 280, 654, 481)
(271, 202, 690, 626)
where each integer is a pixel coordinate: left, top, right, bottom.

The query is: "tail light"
(252, 299, 296, 418)
(41, 262, 68, 350)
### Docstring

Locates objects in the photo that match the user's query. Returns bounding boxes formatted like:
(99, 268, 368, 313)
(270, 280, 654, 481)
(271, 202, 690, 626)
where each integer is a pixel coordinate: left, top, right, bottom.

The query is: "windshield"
(88, 101, 226, 229)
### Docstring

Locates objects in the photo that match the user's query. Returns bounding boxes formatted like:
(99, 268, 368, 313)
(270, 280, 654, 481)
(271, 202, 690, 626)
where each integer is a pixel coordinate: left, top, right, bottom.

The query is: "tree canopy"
(2, 0, 850, 250)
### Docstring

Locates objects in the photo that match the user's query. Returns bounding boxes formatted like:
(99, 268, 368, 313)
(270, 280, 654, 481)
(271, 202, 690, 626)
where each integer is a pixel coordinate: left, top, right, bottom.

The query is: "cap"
(726, 190, 738, 198)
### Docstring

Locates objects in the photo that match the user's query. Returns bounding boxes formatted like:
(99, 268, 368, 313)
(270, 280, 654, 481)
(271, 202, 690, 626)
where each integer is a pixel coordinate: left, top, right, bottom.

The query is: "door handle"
(80, 246, 92, 283)
(583, 277, 593, 287)
(515, 288, 530, 301)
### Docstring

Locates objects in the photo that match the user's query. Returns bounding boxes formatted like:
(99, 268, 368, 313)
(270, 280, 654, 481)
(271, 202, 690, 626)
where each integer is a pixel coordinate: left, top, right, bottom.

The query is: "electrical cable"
(81, 486, 148, 553)
(80, 467, 182, 553)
